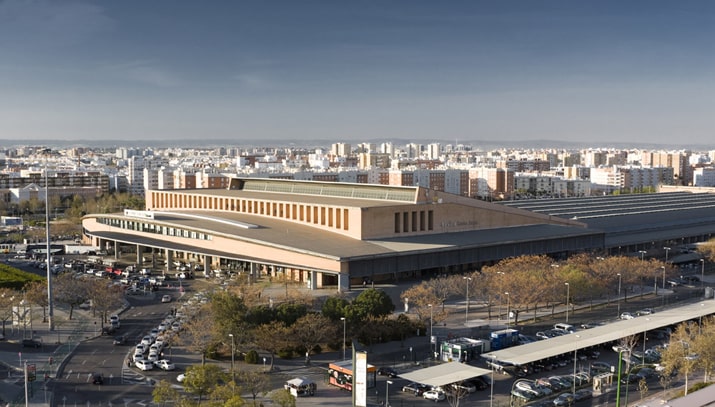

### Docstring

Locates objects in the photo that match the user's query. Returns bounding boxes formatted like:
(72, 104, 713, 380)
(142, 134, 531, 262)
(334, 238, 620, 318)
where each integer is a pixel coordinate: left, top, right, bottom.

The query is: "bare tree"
(290, 313, 337, 359)
(179, 304, 217, 365)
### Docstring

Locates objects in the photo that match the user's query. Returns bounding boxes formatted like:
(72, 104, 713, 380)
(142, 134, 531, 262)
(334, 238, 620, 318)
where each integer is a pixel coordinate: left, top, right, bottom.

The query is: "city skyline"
(2, 1, 714, 146)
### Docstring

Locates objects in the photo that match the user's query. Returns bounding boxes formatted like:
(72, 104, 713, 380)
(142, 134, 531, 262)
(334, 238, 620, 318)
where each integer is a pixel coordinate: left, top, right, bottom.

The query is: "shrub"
(245, 350, 259, 364)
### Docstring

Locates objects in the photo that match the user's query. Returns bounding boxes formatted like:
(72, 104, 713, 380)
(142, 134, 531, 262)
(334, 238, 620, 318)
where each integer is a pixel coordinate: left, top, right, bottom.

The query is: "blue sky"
(1, 0, 714, 146)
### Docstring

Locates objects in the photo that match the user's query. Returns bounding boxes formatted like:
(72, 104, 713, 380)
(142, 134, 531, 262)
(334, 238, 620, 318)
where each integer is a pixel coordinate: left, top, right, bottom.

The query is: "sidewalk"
(0, 302, 128, 407)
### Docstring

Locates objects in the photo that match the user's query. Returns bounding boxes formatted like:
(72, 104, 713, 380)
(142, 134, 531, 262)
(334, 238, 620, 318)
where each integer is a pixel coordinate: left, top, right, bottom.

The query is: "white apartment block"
(693, 167, 715, 187)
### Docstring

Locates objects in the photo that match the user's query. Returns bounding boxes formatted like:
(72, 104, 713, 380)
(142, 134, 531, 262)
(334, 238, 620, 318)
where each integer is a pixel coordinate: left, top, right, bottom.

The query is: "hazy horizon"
(2, 1, 714, 146)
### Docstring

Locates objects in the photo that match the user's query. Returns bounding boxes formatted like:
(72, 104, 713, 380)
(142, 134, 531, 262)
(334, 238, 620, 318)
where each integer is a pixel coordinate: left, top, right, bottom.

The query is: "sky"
(1, 0, 714, 146)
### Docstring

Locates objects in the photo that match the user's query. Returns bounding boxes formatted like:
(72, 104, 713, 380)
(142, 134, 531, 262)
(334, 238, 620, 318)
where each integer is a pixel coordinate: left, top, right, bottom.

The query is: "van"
(554, 323, 574, 333)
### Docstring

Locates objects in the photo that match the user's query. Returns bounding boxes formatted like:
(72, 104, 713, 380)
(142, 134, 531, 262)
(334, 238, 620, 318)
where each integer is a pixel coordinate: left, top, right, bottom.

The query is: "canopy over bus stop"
(398, 361, 491, 387)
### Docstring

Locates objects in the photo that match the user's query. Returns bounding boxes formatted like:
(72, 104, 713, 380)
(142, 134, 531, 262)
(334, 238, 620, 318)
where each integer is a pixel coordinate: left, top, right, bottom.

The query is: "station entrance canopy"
(398, 362, 491, 387)
(483, 300, 715, 366)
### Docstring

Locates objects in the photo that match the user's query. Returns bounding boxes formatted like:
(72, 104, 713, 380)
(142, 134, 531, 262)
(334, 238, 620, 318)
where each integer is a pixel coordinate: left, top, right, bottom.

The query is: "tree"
(252, 321, 288, 371)
(207, 381, 244, 407)
(660, 323, 699, 395)
(237, 370, 270, 406)
(400, 282, 440, 322)
(321, 296, 349, 321)
(348, 288, 394, 321)
(0, 288, 18, 337)
(290, 313, 337, 358)
(270, 389, 296, 407)
(24, 281, 49, 322)
(180, 304, 217, 365)
(692, 316, 715, 383)
(85, 278, 124, 327)
(52, 273, 90, 320)
(183, 364, 227, 405)
(152, 379, 180, 407)
(274, 302, 307, 326)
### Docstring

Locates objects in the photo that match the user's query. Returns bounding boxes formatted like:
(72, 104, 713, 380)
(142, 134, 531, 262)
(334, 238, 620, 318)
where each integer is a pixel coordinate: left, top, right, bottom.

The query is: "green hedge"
(0, 263, 44, 290)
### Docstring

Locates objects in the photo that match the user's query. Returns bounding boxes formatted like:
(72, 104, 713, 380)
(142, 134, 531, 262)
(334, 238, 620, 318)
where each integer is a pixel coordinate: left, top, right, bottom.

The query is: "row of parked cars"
(401, 376, 489, 401)
(131, 312, 183, 372)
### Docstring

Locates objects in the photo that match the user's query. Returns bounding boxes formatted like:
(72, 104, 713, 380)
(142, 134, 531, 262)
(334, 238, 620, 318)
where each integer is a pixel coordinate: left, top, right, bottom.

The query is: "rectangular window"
(335, 208, 341, 229)
(394, 213, 400, 233)
(411, 211, 417, 232)
(403, 212, 409, 232)
(343, 209, 349, 230)
(428, 210, 434, 230)
(420, 211, 425, 231)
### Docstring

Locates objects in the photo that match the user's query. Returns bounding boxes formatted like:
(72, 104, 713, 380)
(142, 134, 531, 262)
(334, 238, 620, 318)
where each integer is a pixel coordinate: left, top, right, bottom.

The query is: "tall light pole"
(701, 259, 705, 290)
(340, 317, 346, 361)
(617, 273, 622, 317)
(564, 283, 570, 323)
(663, 246, 671, 264)
(228, 333, 235, 382)
(573, 335, 580, 395)
(463, 276, 472, 325)
(428, 304, 433, 356)
(386, 380, 393, 407)
(504, 292, 510, 330)
(639, 250, 647, 262)
(661, 266, 666, 290)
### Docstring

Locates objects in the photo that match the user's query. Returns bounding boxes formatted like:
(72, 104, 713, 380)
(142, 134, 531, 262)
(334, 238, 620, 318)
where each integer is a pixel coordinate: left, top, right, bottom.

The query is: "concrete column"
(308, 270, 317, 290)
(114, 241, 120, 259)
(250, 262, 258, 284)
(338, 273, 350, 293)
(204, 256, 211, 276)
(165, 249, 171, 274)
(136, 245, 142, 265)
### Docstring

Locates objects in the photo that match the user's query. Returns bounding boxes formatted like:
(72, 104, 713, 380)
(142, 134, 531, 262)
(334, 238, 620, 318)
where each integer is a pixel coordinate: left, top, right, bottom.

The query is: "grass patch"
(0, 263, 45, 290)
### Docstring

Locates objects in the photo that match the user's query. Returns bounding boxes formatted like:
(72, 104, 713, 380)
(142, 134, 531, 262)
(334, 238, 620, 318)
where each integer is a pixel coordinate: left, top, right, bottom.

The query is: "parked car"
(161, 295, 172, 303)
(134, 359, 153, 371)
(423, 389, 446, 401)
(113, 335, 127, 345)
(92, 373, 104, 385)
(574, 389, 593, 401)
(22, 339, 41, 348)
(154, 359, 175, 371)
(402, 382, 429, 396)
(620, 312, 635, 320)
(377, 367, 398, 378)
(552, 392, 575, 406)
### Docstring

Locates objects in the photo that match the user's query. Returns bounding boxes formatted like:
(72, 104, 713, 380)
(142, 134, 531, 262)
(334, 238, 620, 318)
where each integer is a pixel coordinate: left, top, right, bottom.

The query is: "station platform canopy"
(398, 361, 491, 387)
(483, 300, 715, 367)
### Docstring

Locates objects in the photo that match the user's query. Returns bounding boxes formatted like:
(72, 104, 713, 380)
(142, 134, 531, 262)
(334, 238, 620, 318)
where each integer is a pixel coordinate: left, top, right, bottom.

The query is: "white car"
(161, 295, 172, 303)
(620, 312, 635, 320)
(154, 359, 175, 371)
(134, 359, 153, 371)
(141, 335, 153, 346)
(147, 351, 159, 362)
(176, 373, 186, 383)
(423, 389, 446, 401)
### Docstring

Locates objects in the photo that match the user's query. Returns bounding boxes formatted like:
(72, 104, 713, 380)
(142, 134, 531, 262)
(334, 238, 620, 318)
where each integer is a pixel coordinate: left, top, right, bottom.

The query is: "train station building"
(80, 178, 715, 292)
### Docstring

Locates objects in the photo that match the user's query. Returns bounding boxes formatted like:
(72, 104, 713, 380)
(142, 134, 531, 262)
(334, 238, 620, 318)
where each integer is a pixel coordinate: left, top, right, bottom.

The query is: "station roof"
(483, 300, 715, 366)
(398, 362, 491, 387)
(501, 191, 715, 247)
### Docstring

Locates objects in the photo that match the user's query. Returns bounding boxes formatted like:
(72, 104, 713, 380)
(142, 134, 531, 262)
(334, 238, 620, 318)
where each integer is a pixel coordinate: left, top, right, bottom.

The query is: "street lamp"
(701, 259, 705, 290)
(504, 292, 511, 330)
(340, 317, 346, 361)
(463, 276, 472, 325)
(386, 380, 393, 407)
(228, 333, 235, 382)
(617, 273, 622, 317)
(564, 283, 570, 323)
(663, 246, 671, 263)
(661, 266, 666, 290)
(428, 304, 433, 356)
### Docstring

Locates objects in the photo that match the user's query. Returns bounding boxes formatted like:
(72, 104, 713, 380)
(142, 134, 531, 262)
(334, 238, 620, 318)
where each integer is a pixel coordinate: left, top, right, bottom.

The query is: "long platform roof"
(501, 192, 715, 247)
(398, 362, 492, 386)
(483, 299, 715, 366)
